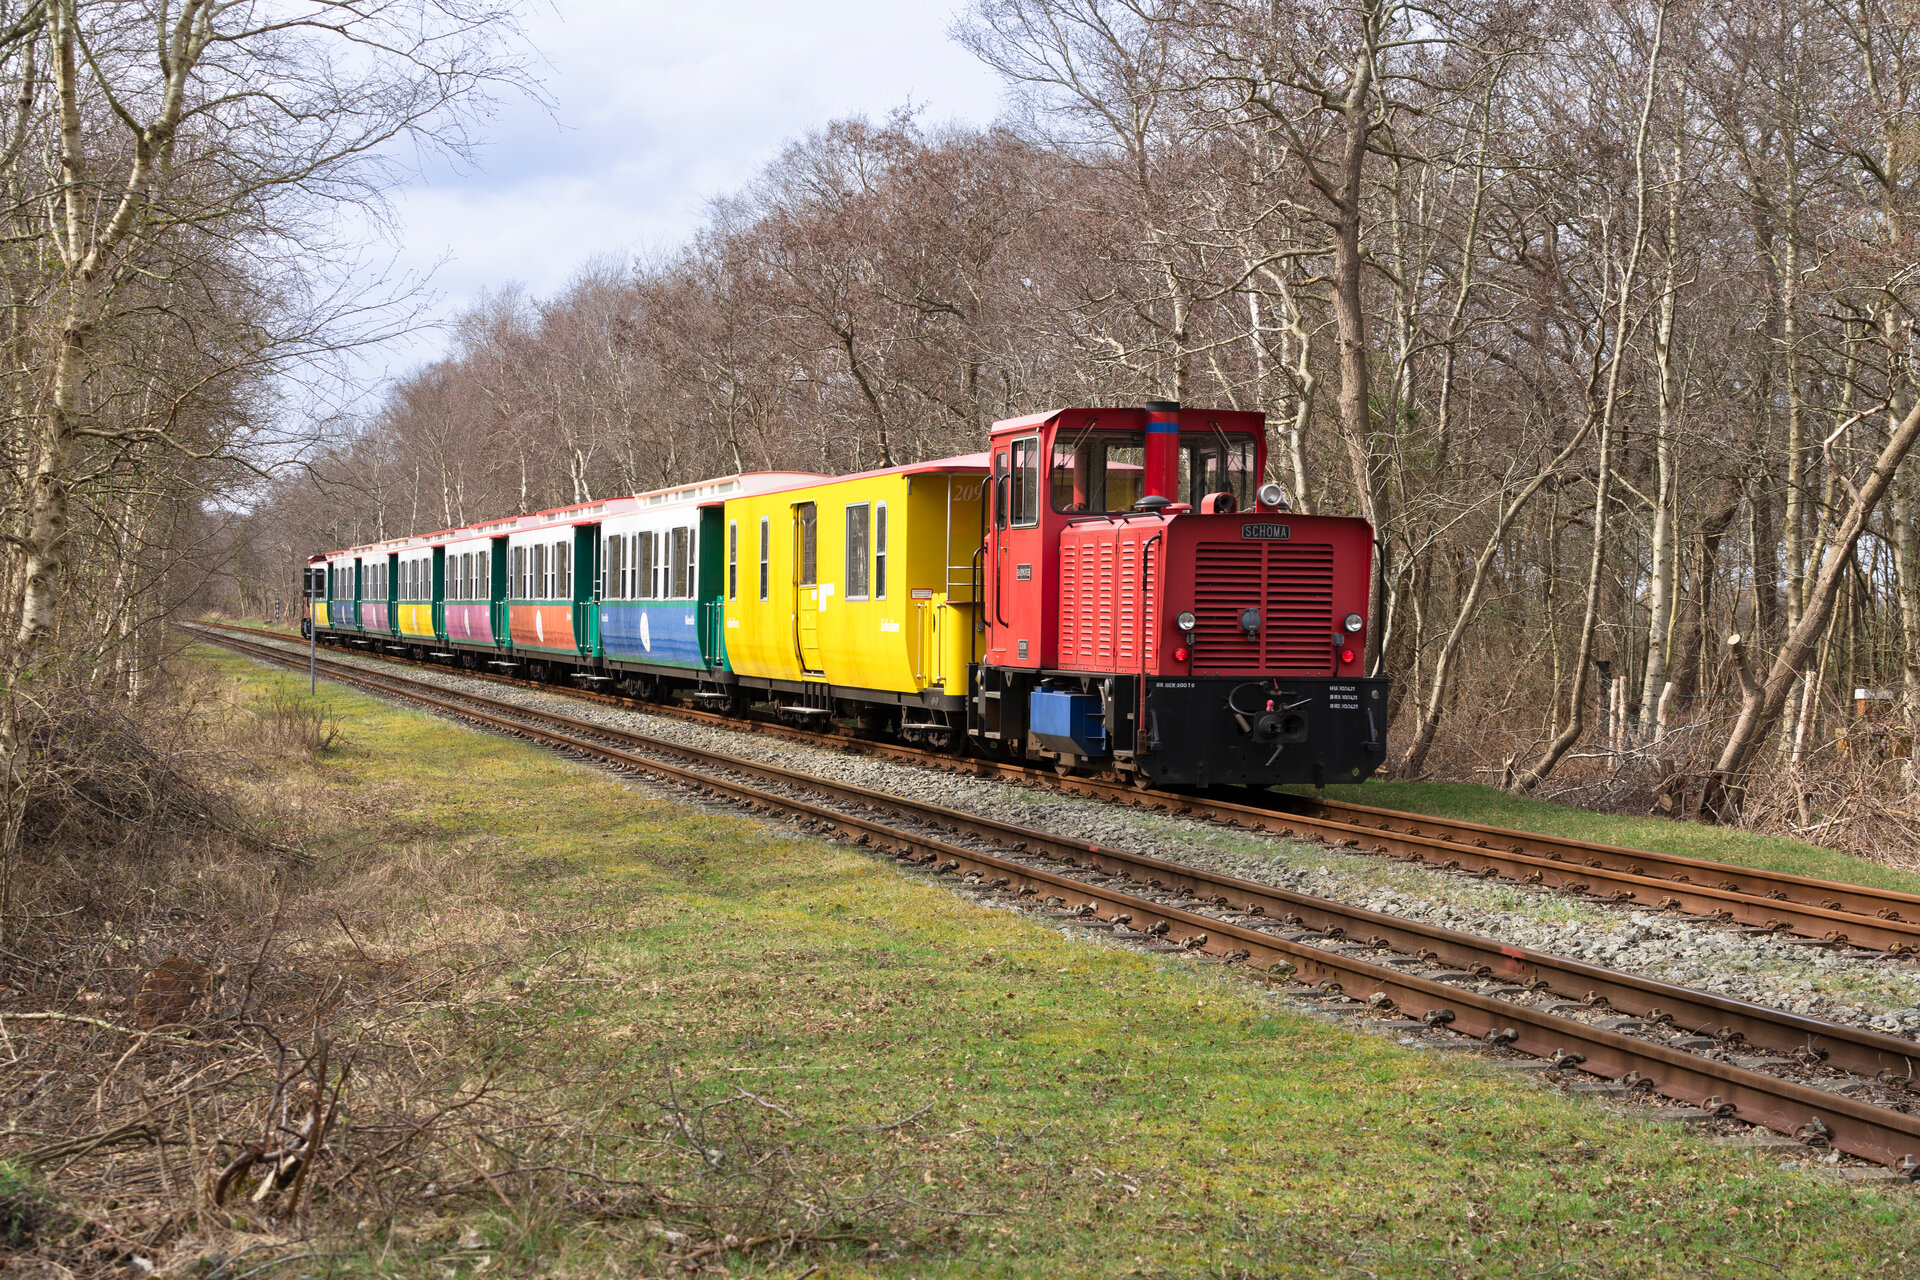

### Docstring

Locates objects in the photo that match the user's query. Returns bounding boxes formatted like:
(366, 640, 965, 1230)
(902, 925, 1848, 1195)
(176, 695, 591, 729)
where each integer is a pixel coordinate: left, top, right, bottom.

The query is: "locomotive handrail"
(1140, 531, 1161, 672)
(970, 545, 987, 632)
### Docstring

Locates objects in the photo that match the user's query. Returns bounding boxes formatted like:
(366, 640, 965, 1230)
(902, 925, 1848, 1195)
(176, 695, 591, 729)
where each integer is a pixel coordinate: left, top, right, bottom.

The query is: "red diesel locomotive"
(973, 401, 1387, 788)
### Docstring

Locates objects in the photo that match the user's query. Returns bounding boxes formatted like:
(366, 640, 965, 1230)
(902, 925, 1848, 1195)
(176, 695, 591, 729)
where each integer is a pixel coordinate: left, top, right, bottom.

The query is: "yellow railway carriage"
(722, 455, 987, 736)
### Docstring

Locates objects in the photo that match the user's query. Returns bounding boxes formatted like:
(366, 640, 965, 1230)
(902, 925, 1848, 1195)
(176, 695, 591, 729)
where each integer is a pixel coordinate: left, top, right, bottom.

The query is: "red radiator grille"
(1192, 542, 1335, 675)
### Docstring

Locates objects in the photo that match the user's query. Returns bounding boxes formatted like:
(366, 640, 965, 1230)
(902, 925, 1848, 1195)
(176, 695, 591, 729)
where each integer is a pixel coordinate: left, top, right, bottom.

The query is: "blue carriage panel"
(599, 601, 704, 668)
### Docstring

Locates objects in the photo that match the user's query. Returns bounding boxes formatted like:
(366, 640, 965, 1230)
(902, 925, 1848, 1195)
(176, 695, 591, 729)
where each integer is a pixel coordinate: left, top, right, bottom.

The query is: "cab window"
(1010, 436, 1040, 528)
(1180, 434, 1257, 509)
(1050, 428, 1145, 514)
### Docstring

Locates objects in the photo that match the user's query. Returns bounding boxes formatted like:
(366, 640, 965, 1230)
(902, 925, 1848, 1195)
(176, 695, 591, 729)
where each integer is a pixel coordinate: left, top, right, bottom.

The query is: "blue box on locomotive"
(1028, 688, 1108, 758)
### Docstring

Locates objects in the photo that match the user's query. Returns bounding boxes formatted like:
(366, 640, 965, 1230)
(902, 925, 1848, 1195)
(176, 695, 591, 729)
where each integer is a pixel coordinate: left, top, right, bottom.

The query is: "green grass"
(225, 608, 1918, 897)
(187, 647, 1920, 1278)
(1291, 778, 1920, 896)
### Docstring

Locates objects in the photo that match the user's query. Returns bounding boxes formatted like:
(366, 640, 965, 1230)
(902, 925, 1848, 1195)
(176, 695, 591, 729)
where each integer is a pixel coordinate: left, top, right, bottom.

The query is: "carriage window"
(670, 527, 691, 599)
(796, 504, 817, 586)
(874, 503, 887, 599)
(634, 531, 652, 599)
(845, 503, 870, 599)
(727, 521, 738, 601)
(1010, 435, 1040, 528)
(557, 541, 572, 599)
(758, 517, 770, 600)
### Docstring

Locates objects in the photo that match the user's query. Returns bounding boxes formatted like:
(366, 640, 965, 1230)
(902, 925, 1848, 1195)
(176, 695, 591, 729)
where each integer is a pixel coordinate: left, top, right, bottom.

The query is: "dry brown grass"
(0, 671, 591, 1276)
(0, 664, 970, 1278)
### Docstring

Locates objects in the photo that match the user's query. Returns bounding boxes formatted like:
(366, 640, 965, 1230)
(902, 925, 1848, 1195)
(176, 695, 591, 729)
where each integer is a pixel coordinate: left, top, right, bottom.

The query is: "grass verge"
(80, 645, 1907, 1279)
(1292, 778, 1920, 896)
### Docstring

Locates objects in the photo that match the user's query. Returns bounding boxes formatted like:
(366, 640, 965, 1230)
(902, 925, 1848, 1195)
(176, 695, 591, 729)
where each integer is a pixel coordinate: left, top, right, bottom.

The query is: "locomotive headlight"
(1343, 612, 1364, 633)
(1175, 610, 1197, 633)
(1258, 482, 1289, 510)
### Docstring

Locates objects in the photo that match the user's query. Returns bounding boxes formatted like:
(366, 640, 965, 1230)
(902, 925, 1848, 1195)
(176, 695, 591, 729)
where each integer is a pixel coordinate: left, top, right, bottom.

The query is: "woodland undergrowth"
(0, 667, 953, 1277)
(1413, 680, 1920, 869)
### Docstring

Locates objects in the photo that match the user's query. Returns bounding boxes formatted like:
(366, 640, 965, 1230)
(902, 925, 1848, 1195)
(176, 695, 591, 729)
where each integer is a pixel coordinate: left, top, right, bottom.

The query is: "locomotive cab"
(974, 402, 1388, 788)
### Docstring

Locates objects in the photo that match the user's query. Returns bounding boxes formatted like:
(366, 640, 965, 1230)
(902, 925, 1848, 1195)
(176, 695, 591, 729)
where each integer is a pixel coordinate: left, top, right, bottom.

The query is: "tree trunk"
(1638, 141, 1684, 733)
(1331, 8, 1385, 671)
(1655, 480, 1743, 735)
(1512, 0, 1667, 791)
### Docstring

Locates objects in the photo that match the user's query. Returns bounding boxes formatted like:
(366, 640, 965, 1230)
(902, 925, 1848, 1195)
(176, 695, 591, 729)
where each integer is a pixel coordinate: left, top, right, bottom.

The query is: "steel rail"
(200, 620, 1920, 953)
(193, 625, 1920, 1171)
(1268, 789, 1920, 925)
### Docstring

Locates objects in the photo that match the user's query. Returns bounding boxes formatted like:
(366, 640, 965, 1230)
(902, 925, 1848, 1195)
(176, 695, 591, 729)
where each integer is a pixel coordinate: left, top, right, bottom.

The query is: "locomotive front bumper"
(1136, 676, 1389, 788)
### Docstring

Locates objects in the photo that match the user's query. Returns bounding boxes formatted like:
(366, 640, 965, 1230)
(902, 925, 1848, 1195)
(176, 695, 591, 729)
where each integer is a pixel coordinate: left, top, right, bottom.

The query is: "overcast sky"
(368, 0, 1007, 380)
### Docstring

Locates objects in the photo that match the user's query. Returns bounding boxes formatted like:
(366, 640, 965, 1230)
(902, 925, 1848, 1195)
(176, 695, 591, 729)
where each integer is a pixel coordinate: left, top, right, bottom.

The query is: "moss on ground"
(188, 647, 1918, 1278)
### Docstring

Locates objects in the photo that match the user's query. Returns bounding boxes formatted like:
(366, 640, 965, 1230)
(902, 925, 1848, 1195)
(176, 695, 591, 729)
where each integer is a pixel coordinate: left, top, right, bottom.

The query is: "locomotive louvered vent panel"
(1193, 543, 1335, 675)
(1058, 534, 1156, 671)
(1063, 542, 1094, 665)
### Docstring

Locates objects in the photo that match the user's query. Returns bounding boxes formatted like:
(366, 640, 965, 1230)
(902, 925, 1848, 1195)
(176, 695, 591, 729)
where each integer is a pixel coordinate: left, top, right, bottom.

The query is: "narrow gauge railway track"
(200, 620, 1920, 955)
(195, 624, 1920, 1173)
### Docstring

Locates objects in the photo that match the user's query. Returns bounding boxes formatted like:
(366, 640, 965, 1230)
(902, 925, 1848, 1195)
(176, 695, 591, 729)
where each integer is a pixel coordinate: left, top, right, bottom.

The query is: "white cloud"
(367, 0, 1006, 378)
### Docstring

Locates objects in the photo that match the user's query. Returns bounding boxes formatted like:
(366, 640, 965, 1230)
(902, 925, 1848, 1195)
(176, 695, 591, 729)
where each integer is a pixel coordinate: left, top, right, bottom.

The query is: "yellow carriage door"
(794, 502, 824, 673)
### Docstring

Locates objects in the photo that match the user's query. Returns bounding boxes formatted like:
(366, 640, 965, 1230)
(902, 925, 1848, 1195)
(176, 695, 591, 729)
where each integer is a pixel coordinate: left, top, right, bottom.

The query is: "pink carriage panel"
(447, 603, 493, 644)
